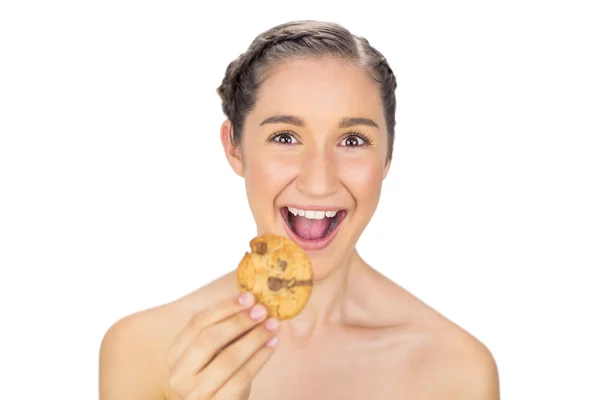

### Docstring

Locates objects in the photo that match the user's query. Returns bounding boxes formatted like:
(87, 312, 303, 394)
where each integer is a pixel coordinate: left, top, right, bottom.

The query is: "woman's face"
(222, 57, 390, 280)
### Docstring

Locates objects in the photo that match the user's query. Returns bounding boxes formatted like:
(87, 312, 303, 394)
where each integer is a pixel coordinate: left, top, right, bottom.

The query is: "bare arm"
(99, 315, 163, 400)
(448, 351, 500, 400)
(411, 333, 500, 400)
(437, 340, 500, 400)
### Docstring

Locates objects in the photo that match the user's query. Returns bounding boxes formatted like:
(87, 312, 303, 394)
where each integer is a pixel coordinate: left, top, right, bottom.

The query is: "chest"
(249, 343, 406, 399)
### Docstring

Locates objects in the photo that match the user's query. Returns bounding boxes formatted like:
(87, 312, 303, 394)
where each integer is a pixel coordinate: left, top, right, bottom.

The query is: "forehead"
(248, 58, 385, 128)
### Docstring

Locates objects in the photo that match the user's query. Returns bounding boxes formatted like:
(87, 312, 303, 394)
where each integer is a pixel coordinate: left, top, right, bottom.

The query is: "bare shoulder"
(408, 325, 500, 400)
(361, 267, 499, 399)
(99, 271, 238, 400)
(407, 295, 499, 398)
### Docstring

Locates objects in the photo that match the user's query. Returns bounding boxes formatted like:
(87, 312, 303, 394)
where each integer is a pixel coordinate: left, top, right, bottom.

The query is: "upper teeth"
(287, 207, 338, 219)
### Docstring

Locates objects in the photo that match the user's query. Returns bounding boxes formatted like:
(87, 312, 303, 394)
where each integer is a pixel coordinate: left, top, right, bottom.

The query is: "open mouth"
(280, 206, 347, 251)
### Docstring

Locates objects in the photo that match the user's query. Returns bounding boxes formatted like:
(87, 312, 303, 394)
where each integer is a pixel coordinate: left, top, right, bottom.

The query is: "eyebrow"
(260, 115, 305, 127)
(338, 117, 379, 129)
(259, 115, 379, 129)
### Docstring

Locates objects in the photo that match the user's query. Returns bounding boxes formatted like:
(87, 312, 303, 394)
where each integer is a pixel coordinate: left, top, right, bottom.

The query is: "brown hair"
(216, 20, 398, 161)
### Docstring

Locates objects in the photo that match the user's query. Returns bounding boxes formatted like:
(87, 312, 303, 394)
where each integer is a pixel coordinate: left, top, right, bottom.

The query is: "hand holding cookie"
(165, 233, 313, 399)
(166, 292, 279, 400)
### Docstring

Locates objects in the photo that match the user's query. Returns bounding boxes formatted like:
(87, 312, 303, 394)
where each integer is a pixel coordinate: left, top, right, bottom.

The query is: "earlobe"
(220, 120, 244, 177)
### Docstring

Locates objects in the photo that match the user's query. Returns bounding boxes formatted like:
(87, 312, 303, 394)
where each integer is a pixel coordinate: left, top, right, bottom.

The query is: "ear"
(383, 157, 392, 180)
(220, 120, 244, 177)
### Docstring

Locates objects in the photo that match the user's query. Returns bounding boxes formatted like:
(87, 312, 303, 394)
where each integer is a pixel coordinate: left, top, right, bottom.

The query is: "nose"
(295, 147, 339, 198)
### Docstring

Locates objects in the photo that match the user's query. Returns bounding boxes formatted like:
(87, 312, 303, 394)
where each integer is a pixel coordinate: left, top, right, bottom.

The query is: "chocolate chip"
(277, 258, 287, 271)
(268, 277, 285, 291)
(268, 277, 312, 291)
(292, 279, 313, 287)
(255, 241, 267, 255)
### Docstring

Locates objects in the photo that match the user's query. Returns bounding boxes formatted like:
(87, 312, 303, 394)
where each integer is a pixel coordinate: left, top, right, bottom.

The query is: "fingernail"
(264, 318, 280, 332)
(238, 292, 254, 307)
(250, 304, 266, 320)
(266, 336, 279, 348)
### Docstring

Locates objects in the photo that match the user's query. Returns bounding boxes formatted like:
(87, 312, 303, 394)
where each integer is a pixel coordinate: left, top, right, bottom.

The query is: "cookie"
(236, 233, 313, 320)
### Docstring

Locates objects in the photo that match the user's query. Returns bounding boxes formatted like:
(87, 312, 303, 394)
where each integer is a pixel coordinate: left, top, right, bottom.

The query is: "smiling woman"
(99, 20, 500, 400)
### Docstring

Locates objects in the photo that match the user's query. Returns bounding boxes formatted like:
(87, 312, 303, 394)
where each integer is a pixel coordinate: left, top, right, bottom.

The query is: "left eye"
(340, 135, 365, 147)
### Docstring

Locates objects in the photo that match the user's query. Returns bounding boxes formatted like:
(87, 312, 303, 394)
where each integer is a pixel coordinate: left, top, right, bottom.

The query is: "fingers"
(167, 292, 256, 367)
(213, 344, 278, 399)
(165, 292, 281, 400)
(168, 301, 272, 391)
(189, 318, 280, 399)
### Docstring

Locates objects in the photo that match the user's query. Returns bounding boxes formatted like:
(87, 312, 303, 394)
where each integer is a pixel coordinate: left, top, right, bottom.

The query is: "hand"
(166, 292, 280, 400)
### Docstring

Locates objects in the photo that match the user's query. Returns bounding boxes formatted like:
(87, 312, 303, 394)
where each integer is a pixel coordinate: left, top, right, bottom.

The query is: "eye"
(339, 133, 371, 147)
(270, 132, 299, 145)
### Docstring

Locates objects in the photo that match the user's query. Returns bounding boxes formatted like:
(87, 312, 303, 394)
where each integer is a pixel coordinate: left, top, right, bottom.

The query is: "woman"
(99, 20, 499, 399)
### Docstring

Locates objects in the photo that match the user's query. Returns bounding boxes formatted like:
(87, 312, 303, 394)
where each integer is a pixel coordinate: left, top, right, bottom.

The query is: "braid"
(218, 22, 356, 122)
(354, 35, 398, 157)
(217, 31, 310, 132)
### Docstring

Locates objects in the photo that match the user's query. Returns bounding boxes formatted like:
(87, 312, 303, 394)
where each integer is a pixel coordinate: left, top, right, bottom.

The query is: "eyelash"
(268, 130, 373, 148)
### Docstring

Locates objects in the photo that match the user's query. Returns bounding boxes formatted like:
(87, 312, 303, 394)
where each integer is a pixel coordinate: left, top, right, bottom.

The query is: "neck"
(281, 247, 364, 341)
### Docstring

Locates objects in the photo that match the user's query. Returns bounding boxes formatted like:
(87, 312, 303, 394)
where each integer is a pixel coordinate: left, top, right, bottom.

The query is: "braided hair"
(216, 20, 397, 161)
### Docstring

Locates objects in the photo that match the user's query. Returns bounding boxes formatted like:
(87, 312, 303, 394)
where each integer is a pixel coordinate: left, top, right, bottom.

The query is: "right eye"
(270, 131, 299, 145)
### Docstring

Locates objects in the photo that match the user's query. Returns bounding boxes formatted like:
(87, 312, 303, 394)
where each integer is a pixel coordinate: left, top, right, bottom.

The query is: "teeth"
(287, 207, 339, 219)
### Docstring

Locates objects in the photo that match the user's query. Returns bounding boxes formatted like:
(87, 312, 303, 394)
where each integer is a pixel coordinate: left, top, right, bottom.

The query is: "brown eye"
(271, 132, 298, 145)
(345, 137, 359, 146)
(340, 135, 366, 147)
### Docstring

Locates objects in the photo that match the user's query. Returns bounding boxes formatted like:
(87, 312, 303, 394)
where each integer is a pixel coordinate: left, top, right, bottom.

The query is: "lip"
(279, 207, 347, 252)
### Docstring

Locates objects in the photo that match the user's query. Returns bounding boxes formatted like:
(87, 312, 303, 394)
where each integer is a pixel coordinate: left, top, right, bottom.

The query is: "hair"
(216, 20, 398, 161)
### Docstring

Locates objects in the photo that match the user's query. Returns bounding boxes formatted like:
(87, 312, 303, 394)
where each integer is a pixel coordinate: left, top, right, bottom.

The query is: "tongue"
(290, 215, 330, 240)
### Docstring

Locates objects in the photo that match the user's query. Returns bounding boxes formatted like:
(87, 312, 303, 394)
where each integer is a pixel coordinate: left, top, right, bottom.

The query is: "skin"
(99, 58, 500, 399)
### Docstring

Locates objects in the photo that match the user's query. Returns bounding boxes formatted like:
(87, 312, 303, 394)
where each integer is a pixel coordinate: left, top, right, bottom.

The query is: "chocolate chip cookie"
(237, 233, 313, 320)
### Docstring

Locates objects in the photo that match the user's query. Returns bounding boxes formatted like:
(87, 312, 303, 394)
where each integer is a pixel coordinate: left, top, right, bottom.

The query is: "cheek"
(244, 149, 299, 202)
(339, 154, 386, 204)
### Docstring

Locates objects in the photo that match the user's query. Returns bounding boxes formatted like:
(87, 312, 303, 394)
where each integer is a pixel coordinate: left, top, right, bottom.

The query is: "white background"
(1, 0, 599, 398)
